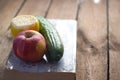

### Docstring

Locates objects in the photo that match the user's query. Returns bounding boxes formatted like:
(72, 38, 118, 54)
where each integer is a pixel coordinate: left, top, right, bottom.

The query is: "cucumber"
(36, 16, 64, 63)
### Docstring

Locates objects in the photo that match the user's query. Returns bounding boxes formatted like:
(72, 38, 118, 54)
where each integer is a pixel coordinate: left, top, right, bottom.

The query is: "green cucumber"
(36, 16, 64, 63)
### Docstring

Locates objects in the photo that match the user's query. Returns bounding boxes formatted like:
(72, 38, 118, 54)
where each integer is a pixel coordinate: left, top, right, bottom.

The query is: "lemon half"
(10, 15, 39, 37)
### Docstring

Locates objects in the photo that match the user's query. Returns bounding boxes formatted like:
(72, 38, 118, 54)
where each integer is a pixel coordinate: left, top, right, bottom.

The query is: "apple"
(13, 30, 46, 62)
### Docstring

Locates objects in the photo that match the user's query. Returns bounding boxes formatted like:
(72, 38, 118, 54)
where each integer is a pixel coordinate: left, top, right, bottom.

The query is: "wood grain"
(109, 0, 120, 80)
(0, 0, 24, 67)
(18, 0, 51, 17)
(46, 0, 78, 19)
(77, 0, 107, 80)
(0, 0, 24, 35)
(0, 0, 24, 77)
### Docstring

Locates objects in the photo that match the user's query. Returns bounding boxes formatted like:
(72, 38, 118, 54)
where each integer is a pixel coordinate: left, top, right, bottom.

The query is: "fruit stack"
(10, 15, 64, 63)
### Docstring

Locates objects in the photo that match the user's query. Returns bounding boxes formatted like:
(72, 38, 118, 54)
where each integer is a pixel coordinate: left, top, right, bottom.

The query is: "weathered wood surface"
(18, 0, 51, 17)
(109, 0, 120, 80)
(1, 0, 120, 80)
(46, 0, 78, 19)
(77, 0, 107, 80)
(0, 0, 24, 74)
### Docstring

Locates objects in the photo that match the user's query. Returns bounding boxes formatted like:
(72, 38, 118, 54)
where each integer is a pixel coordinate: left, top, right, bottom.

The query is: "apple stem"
(25, 32, 34, 38)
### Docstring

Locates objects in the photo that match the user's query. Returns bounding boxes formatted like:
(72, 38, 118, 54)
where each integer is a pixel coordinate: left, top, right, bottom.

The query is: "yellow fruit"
(10, 15, 39, 37)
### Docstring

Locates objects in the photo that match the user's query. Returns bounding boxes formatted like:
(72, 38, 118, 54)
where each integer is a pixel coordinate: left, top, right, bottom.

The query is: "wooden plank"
(77, 0, 107, 80)
(0, 0, 24, 66)
(0, 0, 24, 78)
(46, 0, 78, 19)
(109, 0, 120, 80)
(0, 0, 24, 35)
(18, 0, 51, 17)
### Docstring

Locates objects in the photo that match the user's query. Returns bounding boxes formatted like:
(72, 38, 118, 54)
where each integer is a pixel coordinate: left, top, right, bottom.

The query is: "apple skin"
(13, 30, 46, 62)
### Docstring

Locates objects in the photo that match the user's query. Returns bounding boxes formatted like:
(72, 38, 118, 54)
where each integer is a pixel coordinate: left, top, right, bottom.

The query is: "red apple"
(13, 30, 46, 62)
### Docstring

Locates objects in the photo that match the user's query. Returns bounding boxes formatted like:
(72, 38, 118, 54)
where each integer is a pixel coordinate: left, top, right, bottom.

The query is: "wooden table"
(0, 0, 120, 80)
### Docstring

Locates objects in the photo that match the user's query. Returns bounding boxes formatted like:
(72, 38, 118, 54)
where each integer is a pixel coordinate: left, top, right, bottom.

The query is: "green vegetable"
(36, 16, 64, 63)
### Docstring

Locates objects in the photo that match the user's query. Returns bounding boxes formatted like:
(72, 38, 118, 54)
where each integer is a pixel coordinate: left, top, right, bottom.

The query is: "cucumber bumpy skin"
(36, 16, 64, 63)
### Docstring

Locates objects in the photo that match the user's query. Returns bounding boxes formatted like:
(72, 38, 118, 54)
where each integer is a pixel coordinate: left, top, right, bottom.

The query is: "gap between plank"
(106, 0, 110, 80)
(14, 0, 27, 17)
(75, 0, 81, 20)
(44, 0, 53, 18)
